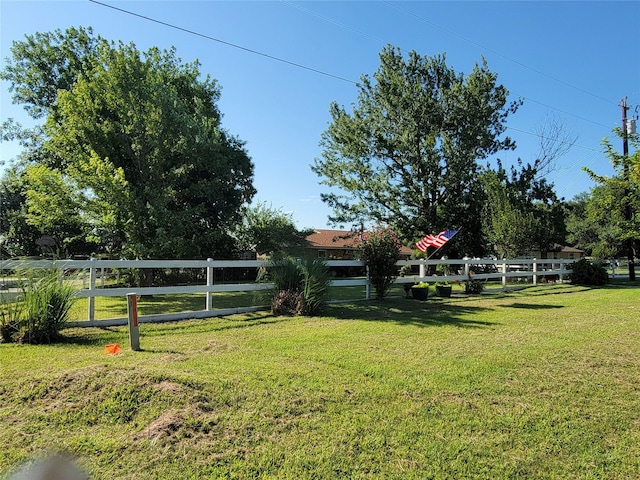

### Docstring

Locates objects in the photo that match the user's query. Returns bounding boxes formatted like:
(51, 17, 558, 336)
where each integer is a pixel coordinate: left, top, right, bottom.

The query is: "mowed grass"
(1, 284, 639, 479)
(66, 283, 377, 321)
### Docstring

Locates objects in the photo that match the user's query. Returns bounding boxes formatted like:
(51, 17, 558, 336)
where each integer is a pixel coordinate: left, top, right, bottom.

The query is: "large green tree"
(0, 166, 40, 257)
(583, 130, 639, 277)
(482, 159, 566, 258)
(565, 191, 619, 259)
(311, 45, 521, 255)
(234, 202, 312, 257)
(482, 171, 538, 259)
(1, 27, 255, 259)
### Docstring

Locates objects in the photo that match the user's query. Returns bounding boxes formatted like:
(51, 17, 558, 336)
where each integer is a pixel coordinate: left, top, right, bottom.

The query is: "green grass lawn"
(67, 283, 378, 322)
(1, 284, 639, 479)
(66, 281, 479, 322)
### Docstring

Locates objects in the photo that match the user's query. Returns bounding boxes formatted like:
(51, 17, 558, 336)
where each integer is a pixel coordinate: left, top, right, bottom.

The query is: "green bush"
(569, 259, 608, 286)
(299, 258, 332, 316)
(361, 228, 402, 300)
(465, 275, 484, 294)
(260, 257, 331, 316)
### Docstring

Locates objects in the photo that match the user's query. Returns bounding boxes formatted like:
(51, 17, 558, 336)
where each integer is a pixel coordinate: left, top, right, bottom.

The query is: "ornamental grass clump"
(361, 228, 402, 300)
(0, 292, 23, 343)
(1, 268, 77, 344)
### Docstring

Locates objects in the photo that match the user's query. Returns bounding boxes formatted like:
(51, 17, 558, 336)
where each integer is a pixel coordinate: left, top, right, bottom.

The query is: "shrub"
(361, 228, 402, 300)
(465, 274, 484, 294)
(569, 259, 608, 286)
(261, 257, 331, 316)
(299, 258, 331, 316)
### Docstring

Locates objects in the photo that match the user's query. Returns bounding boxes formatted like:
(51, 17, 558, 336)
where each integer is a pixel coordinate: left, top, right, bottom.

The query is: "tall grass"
(0, 268, 77, 343)
(0, 292, 23, 343)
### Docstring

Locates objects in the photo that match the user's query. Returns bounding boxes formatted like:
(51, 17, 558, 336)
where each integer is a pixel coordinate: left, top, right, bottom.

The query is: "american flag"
(415, 229, 459, 252)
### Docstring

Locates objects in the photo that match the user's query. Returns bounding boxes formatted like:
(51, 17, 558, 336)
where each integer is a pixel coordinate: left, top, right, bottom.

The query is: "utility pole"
(621, 98, 636, 281)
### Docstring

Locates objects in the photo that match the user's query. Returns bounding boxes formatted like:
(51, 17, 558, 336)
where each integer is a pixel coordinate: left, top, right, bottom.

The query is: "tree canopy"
(583, 129, 639, 274)
(482, 159, 565, 258)
(233, 202, 312, 257)
(312, 45, 521, 255)
(1, 27, 255, 259)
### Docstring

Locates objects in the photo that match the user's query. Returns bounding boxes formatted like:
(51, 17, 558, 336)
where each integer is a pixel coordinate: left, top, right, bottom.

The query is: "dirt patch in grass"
(6, 365, 207, 426)
(153, 380, 185, 394)
(132, 409, 189, 442)
(131, 405, 232, 450)
(202, 340, 237, 352)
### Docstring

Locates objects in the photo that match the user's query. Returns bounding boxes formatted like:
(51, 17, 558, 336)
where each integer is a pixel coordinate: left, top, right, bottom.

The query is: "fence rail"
(0, 257, 575, 326)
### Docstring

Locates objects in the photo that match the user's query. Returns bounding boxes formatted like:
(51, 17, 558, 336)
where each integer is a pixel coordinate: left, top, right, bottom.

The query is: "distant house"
(529, 244, 585, 260)
(304, 229, 413, 260)
(304, 229, 361, 260)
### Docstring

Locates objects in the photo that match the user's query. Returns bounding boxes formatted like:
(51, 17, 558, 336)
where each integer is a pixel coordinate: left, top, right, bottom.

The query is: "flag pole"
(425, 228, 461, 260)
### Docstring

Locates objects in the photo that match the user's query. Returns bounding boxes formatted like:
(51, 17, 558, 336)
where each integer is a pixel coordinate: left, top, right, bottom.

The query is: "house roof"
(305, 229, 413, 255)
(558, 245, 585, 254)
(305, 229, 362, 249)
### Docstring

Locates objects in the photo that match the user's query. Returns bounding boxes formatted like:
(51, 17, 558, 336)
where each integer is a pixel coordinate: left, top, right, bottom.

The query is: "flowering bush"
(361, 228, 402, 300)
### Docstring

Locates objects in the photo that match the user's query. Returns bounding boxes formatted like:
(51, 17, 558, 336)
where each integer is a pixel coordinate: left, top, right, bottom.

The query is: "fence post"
(419, 259, 426, 279)
(502, 259, 507, 290)
(87, 257, 96, 325)
(532, 258, 537, 286)
(611, 259, 616, 278)
(365, 265, 371, 300)
(206, 258, 213, 311)
(127, 293, 140, 351)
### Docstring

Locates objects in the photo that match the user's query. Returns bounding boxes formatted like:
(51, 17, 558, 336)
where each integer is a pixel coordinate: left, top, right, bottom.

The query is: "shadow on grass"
(134, 312, 287, 338)
(489, 284, 590, 298)
(600, 281, 640, 289)
(58, 324, 134, 346)
(503, 302, 564, 310)
(57, 312, 283, 345)
(57, 332, 112, 346)
(135, 291, 269, 315)
(325, 297, 496, 329)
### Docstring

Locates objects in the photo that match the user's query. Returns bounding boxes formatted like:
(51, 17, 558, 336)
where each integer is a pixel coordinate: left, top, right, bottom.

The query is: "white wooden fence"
(0, 257, 574, 327)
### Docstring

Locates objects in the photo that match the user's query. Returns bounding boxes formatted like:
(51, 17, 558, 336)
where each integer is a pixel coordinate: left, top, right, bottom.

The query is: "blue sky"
(1, 1, 639, 230)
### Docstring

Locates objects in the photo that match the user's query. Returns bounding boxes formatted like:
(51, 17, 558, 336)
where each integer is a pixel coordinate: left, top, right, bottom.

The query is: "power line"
(517, 96, 612, 130)
(382, 0, 618, 107)
(87, 0, 358, 85)
(554, 149, 601, 196)
(501, 126, 603, 197)
(505, 125, 599, 152)
(88, 0, 615, 133)
(283, 0, 385, 45)
(282, 0, 613, 130)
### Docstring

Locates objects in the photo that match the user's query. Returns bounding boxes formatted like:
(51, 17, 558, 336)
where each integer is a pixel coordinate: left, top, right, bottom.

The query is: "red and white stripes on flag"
(414, 229, 459, 252)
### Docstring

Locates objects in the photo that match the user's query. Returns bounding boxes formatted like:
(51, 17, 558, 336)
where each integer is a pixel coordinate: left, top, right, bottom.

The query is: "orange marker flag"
(104, 343, 121, 355)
